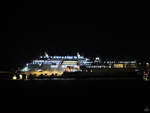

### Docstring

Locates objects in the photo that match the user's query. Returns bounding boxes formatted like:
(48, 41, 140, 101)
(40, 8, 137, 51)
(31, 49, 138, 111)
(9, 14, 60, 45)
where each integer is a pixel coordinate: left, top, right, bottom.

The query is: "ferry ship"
(19, 52, 92, 77)
(12, 52, 140, 80)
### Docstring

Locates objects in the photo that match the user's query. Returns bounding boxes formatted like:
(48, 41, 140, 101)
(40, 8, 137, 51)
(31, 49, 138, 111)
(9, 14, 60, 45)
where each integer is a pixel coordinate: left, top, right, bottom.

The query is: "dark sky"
(1, 23, 112, 69)
(1, 27, 148, 70)
(1, 3, 149, 70)
(1, 22, 150, 70)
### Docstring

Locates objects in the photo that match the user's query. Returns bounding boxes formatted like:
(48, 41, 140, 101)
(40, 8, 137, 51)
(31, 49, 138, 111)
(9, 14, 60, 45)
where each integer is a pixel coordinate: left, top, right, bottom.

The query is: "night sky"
(1, 27, 149, 70)
(0, 4, 149, 70)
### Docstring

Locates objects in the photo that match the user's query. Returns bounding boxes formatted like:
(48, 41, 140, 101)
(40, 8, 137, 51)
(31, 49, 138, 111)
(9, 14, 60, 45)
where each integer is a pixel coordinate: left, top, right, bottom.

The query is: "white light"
(131, 61, 136, 64)
(13, 76, 17, 80)
(77, 52, 80, 58)
(146, 62, 149, 65)
(37, 69, 42, 72)
(74, 56, 77, 59)
(21, 67, 29, 72)
(45, 52, 49, 58)
(96, 57, 100, 60)
(80, 56, 84, 59)
(51, 65, 59, 68)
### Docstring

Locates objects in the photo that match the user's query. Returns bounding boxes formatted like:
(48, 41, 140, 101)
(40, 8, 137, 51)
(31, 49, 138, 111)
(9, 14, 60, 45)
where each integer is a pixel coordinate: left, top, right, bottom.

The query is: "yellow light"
(13, 76, 17, 80)
(26, 75, 28, 80)
(114, 64, 124, 68)
(63, 61, 77, 65)
(19, 74, 23, 80)
(65, 67, 70, 72)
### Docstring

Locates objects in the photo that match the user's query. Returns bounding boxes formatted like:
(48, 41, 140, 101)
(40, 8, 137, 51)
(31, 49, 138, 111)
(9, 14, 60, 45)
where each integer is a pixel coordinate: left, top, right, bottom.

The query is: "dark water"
(0, 74, 149, 113)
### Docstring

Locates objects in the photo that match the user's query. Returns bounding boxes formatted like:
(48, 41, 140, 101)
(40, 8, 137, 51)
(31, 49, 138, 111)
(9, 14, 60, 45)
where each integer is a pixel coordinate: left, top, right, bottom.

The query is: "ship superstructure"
(19, 52, 138, 78)
(20, 52, 92, 76)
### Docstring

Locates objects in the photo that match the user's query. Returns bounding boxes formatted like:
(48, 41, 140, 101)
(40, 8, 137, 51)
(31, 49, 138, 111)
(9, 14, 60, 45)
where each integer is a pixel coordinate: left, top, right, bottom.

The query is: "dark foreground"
(0, 75, 149, 113)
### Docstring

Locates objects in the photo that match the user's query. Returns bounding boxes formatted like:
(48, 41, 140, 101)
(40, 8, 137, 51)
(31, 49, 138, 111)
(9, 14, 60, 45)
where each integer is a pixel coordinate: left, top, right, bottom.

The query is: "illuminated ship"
(16, 52, 139, 80)
(20, 52, 92, 77)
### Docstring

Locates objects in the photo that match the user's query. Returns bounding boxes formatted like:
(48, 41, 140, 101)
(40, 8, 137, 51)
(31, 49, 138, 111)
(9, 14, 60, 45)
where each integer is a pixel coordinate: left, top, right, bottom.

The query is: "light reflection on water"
(0, 73, 140, 81)
(29, 77, 138, 80)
